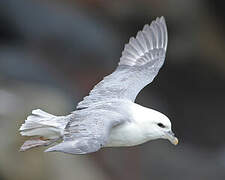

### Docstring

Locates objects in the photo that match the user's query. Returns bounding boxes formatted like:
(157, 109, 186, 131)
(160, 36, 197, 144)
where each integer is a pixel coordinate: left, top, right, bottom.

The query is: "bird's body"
(19, 17, 178, 155)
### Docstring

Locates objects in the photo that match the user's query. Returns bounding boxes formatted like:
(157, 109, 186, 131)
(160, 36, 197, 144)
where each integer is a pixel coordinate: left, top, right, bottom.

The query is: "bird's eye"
(157, 123, 165, 128)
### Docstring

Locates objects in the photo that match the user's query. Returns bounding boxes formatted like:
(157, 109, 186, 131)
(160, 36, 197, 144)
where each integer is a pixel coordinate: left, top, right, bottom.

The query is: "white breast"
(105, 121, 148, 147)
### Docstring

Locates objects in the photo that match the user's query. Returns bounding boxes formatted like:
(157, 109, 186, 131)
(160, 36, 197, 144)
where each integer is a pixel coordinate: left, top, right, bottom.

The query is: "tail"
(19, 109, 68, 151)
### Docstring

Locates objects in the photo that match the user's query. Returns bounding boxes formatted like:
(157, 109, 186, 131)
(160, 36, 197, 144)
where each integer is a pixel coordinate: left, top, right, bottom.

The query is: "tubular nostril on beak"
(168, 130, 175, 136)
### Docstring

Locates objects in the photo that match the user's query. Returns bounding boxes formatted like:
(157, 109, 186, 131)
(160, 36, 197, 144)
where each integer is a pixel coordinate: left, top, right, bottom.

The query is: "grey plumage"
(77, 16, 167, 107)
(46, 100, 129, 154)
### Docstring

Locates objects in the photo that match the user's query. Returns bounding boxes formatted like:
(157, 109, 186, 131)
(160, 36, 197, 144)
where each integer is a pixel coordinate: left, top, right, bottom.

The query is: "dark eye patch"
(157, 123, 165, 128)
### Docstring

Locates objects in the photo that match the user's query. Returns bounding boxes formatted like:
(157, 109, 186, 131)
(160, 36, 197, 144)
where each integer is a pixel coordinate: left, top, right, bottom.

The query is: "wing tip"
(119, 16, 168, 66)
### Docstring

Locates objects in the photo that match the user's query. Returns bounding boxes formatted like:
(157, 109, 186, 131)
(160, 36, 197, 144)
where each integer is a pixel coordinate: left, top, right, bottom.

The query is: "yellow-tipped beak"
(166, 131, 178, 146)
(172, 137, 179, 146)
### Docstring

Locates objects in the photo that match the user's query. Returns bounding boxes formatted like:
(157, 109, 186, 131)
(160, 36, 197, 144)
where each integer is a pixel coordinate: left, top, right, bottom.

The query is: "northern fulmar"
(19, 17, 178, 154)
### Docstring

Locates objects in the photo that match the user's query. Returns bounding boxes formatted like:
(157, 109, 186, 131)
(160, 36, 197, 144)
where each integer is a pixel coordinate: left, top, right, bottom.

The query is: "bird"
(19, 16, 178, 155)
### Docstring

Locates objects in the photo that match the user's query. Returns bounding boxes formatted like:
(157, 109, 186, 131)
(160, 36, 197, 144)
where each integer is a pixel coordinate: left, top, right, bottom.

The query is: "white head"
(132, 104, 178, 145)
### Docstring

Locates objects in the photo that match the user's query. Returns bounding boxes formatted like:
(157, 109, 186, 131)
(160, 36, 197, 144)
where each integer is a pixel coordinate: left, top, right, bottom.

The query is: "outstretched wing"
(77, 17, 168, 109)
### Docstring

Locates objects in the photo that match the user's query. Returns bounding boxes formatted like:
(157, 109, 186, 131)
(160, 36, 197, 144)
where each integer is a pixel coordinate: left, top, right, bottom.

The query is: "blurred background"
(0, 0, 225, 179)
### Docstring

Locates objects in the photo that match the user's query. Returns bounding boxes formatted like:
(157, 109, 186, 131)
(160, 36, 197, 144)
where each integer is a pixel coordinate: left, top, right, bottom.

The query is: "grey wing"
(45, 103, 126, 154)
(77, 16, 168, 109)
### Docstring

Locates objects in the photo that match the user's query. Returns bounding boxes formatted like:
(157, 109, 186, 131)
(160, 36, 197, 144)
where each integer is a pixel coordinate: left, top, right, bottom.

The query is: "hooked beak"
(166, 131, 178, 145)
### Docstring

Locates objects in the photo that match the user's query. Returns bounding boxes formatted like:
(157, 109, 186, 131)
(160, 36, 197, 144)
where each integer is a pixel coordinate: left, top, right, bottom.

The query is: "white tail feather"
(20, 109, 67, 139)
(19, 109, 69, 151)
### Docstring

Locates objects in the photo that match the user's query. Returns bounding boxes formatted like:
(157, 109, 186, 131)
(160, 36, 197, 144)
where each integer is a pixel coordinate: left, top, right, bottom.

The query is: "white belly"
(105, 122, 148, 147)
